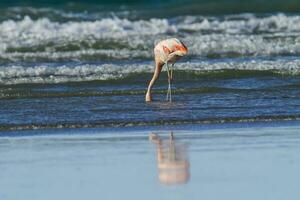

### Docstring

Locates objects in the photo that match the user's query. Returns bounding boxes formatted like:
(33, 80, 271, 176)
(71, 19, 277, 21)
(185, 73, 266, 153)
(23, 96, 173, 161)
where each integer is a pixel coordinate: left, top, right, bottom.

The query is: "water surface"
(1, 124, 300, 199)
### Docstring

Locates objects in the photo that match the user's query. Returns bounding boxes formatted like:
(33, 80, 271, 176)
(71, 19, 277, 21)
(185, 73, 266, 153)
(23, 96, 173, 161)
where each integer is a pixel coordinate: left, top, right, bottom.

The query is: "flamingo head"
(172, 39, 188, 56)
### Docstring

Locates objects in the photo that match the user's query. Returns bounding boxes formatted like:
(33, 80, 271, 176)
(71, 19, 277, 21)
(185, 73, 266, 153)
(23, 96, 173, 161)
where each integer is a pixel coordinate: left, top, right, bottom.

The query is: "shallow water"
(1, 123, 300, 200)
(1, 6, 300, 130)
(1, 69, 299, 130)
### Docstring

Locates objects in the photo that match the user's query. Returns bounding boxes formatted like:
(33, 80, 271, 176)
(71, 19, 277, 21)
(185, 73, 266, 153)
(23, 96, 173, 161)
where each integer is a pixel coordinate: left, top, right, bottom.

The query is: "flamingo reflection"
(149, 132, 190, 185)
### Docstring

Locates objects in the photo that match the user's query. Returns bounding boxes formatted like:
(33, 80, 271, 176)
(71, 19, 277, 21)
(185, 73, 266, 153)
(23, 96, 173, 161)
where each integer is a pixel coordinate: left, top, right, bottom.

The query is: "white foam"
(179, 59, 300, 74)
(1, 14, 300, 61)
(0, 16, 174, 52)
(185, 33, 300, 57)
(0, 49, 151, 61)
(177, 13, 300, 33)
(178, 14, 300, 57)
(0, 58, 299, 85)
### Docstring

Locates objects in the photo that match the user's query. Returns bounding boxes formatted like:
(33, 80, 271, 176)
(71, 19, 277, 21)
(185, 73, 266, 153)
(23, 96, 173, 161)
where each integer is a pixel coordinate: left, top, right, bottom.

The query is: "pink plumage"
(146, 38, 188, 102)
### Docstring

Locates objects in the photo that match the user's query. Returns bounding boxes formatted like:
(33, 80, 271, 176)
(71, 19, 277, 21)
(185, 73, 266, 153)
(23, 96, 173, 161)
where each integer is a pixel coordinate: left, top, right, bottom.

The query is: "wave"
(2, 14, 300, 61)
(0, 58, 299, 85)
(1, 115, 299, 131)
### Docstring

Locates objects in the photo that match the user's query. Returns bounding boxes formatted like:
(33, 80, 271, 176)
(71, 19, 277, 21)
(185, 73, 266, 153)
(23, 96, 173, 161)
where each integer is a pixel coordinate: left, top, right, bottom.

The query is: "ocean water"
(1, 6, 300, 130)
(0, 0, 300, 160)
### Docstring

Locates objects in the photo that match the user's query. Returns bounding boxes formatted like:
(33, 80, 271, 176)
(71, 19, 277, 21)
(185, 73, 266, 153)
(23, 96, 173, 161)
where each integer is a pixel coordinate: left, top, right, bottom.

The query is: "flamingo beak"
(180, 44, 188, 55)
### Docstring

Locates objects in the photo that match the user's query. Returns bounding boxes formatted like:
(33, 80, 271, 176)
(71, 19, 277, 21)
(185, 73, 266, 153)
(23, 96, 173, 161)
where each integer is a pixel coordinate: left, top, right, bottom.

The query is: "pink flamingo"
(145, 38, 188, 102)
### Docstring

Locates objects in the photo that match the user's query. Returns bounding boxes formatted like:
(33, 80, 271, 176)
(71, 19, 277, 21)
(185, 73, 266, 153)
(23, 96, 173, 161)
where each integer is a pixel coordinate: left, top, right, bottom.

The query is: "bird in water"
(145, 38, 188, 102)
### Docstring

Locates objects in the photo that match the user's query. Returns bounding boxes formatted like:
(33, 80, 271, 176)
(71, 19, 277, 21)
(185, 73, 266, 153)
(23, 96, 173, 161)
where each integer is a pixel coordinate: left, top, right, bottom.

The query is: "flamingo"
(145, 38, 188, 102)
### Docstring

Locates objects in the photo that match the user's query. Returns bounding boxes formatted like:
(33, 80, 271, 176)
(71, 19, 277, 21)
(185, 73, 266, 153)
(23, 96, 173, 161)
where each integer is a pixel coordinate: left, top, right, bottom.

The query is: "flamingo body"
(146, 38, 188, 102)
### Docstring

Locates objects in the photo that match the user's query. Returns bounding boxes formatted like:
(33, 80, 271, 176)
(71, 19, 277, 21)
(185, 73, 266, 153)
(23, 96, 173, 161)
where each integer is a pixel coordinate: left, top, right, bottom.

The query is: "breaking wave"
(1, 13, 300, 61)
(0, 58, 300, 85)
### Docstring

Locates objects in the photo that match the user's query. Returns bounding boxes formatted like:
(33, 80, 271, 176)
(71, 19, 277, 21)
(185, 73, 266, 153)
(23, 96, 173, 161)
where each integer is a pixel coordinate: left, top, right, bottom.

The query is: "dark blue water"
(0, 1, 300, 131)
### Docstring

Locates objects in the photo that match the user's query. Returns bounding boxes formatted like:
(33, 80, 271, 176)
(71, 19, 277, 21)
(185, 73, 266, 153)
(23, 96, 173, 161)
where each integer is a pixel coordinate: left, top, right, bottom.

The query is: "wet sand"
(0, 122, 300, 200)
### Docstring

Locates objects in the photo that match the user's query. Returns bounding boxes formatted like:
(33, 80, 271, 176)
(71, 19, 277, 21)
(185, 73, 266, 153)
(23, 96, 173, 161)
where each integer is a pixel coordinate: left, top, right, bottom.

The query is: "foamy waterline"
(0, 58, 299, 85)
(1, 115, 299, 131)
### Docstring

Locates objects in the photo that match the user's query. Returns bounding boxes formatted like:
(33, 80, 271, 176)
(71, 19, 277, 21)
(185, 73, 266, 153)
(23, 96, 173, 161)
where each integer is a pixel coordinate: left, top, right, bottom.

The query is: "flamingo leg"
(170, 64, 174, 81)
(166, 62, 169, 101)
(168, 64, 174, 102)
(166, 62, 172, 102)
(170, 64, 174, 101)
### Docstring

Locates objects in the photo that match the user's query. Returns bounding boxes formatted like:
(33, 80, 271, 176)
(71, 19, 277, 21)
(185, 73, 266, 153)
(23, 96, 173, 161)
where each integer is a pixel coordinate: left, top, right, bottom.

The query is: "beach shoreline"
(1, 119, 299, 138)
(1, 120, 300, 200)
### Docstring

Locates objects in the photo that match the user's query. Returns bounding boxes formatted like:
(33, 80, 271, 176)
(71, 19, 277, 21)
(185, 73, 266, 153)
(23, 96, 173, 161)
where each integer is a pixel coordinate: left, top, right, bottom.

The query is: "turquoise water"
(2, 0, 300, 17)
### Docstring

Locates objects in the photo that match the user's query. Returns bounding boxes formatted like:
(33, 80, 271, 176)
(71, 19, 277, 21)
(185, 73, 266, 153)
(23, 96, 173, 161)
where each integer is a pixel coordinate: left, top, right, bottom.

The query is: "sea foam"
(1, 14, 300, 61)
(0, 58, 299, 85)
